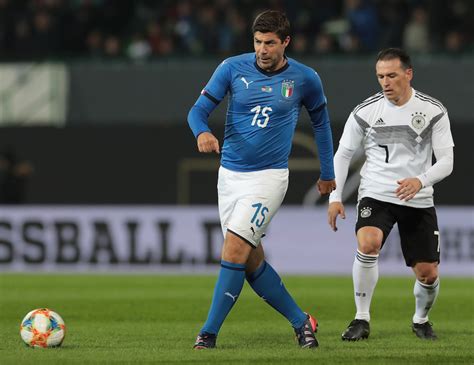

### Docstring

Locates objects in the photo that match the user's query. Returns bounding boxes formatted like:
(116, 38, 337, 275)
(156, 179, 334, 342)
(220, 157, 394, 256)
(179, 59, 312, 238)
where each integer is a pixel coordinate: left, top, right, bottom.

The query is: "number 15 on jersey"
(251, 105, 272, 128)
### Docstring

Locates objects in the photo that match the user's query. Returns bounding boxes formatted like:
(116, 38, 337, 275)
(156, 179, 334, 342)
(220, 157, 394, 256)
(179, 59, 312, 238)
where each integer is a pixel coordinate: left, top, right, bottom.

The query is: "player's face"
(376, 59, 413, 105)
(254, 31, 290, 72)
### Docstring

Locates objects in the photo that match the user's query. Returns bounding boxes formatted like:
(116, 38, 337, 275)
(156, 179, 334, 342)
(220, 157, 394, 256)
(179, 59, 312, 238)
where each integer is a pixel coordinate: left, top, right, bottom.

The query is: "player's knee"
(417, 273, 438, 285)
(414, 263, 438, 284)
(417, 270, 438, 285)
(222, 232, 253, 264)
(357, 227, 383, 255)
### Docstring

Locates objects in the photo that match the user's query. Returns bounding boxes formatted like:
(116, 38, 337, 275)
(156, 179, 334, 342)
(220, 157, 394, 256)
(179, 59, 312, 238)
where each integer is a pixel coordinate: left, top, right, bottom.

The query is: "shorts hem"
(227, 229, 258, 248)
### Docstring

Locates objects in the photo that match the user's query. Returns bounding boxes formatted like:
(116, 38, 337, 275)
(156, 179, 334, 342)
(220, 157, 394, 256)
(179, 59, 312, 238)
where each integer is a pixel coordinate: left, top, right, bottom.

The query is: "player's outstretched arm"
(197, 132, 220, 154)
(328, 201, 346, 232)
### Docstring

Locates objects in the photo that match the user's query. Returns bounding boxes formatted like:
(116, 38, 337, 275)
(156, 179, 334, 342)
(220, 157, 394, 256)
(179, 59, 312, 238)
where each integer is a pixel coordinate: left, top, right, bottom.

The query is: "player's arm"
(328, 113, 364, 231)
(418, 146, 454, 187)
(302, 70, 335, 194)
(187, 60, 231, 154)
(327, 145, 356, 231)
(396, 147, 454, 201)
(396, 113, 454, 201)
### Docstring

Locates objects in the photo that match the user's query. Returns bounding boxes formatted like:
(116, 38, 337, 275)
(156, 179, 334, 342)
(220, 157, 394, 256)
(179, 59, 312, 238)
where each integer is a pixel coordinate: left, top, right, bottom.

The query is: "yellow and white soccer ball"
(20, 308, 66, 348)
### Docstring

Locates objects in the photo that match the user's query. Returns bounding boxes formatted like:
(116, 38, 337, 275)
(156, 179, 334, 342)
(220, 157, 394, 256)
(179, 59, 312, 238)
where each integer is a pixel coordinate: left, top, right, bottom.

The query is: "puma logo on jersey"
(250, 227, 256, 236)
(240, 77, 254, 89)
(374, 118, 385, 126)
(224, 292, 238, 302)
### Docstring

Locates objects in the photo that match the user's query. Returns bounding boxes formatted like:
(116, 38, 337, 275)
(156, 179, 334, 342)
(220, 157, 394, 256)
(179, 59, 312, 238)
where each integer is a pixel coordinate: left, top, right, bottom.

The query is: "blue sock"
(246, 261, 306, 328)
(200, 260, 246, 335)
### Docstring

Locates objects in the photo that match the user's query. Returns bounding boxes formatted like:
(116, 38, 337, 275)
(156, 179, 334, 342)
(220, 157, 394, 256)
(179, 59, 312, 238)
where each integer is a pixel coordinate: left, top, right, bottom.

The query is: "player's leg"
(398, 206, 440, 340)
(194, 167, 253, 349)
(194, 232, 252, 349)
(342, 198, 394, 341)
(245, 244, 317, 348)
(411, 262, 439, 339)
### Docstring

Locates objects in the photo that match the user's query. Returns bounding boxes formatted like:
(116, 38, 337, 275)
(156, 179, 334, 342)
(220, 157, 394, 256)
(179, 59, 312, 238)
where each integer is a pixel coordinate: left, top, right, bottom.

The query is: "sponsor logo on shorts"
(360, 207, 372, 218)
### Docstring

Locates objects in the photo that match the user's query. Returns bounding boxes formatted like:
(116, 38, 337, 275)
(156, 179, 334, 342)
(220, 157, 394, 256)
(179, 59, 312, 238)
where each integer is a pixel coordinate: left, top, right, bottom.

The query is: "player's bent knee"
(413, 262, 439, 284)
(356, 227, 383, 255)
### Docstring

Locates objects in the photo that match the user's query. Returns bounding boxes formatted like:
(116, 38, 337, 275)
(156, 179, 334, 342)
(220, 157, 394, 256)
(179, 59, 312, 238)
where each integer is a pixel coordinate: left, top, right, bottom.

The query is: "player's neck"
(389, 87, 413, 106)
(273, 57, 287, 72)
(260, 56, 287, 73)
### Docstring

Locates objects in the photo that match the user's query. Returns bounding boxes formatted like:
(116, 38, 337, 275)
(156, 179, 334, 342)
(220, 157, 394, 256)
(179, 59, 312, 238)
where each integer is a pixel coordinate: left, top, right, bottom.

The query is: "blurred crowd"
(0, 0, 472, 61)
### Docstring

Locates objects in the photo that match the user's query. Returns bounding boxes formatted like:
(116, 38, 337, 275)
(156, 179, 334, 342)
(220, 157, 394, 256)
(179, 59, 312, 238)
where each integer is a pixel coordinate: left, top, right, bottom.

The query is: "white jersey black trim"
(418, 112, 445, 143)
(353, 114, 370, 129)
(354, 112, 445, 151)
(415, 91, 447, 113)
(352, 92, 383, 115)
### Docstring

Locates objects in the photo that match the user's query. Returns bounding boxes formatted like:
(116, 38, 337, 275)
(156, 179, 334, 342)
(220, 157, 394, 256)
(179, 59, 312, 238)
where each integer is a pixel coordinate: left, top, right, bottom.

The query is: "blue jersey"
(188, 53, 334, 180)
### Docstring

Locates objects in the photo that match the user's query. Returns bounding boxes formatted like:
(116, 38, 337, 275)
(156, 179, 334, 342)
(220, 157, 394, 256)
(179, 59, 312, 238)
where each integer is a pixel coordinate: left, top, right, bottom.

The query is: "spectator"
(403, 7, 430, 53)
(0, 148, 34, 204)
(0, 0, 472, 60)
(345, 0, 380, 51)
(103, 35, 121, 57)
(127, 32, 151, 61)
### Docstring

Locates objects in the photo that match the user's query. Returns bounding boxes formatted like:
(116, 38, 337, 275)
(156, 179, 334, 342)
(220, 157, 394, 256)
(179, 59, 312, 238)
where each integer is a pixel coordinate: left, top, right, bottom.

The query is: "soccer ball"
(20, 308, 66, 348)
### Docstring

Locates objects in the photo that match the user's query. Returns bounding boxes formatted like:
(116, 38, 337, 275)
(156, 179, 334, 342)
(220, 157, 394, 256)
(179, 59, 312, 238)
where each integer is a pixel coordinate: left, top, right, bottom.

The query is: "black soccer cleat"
(294, 314, 319, 349)
(341, 319, 370, 341)
(412, 322, 437, 340)
(193, 332, 217, 349)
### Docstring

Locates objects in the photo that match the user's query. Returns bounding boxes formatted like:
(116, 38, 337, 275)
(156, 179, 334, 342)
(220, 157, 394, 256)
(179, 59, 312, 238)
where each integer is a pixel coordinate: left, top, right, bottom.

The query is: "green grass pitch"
(0, 274, 473, 364)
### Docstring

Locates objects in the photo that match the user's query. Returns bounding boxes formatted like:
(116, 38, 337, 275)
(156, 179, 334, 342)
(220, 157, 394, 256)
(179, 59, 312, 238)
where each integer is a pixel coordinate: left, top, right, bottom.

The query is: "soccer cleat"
(412, 322, 437, 340)
(341, 319, 370, 341)
(193, 332, 217, 349)
(306, 312, 319, 334)
(294, 314, 319, 349)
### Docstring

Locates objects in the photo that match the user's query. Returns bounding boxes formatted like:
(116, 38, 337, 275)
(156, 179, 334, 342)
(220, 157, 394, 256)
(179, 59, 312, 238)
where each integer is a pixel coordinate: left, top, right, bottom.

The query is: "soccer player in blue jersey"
(188, 10, 336, 349)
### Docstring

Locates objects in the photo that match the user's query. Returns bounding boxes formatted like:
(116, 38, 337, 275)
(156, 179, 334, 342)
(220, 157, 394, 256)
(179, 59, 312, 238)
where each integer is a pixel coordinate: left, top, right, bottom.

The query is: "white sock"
(353, 250, 379, 322)
(413, 277, 440, 324)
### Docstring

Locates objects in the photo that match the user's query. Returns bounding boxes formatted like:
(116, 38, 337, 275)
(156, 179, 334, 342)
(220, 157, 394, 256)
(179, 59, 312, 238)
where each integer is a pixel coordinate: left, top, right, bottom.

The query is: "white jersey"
(339, 88, 454, 208)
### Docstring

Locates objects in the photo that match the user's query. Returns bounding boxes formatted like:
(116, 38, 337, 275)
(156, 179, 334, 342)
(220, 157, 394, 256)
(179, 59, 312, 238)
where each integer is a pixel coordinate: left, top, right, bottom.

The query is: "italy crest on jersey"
(281, 80, 294, 98)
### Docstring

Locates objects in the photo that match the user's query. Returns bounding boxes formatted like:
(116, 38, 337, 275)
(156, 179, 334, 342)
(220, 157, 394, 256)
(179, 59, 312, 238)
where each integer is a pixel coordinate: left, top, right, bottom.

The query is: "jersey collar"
(254, 55, 290, 76)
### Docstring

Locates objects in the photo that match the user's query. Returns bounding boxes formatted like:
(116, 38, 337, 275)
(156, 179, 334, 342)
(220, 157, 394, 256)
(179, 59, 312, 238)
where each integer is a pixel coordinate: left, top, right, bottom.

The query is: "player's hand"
(317, 179, 336, 195)
(328, 201, 345, 232)
(396, 177, 422, 201)
(197, 132, 220, 154)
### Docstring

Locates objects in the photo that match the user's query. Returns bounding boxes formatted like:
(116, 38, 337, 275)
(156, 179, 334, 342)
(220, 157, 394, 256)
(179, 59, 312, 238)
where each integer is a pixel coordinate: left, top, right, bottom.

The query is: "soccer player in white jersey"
(188, 10, 336, 349)
(328, 48, 454, 341)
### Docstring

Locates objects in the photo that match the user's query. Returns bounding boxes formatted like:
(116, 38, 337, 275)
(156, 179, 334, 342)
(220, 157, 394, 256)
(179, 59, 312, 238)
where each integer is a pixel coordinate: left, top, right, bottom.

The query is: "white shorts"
(218, 166, 289, 247)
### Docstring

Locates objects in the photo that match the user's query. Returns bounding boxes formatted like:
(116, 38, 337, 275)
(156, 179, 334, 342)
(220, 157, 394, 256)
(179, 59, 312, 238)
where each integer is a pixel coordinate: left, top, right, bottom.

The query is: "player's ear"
(406, 67, 413, 81)
(283, 36, 290, 48)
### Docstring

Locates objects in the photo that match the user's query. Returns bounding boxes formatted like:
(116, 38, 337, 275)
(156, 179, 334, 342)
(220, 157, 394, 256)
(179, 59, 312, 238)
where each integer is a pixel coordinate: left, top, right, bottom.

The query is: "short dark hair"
(252, 10, 290, 42)
(376, 48, 412, 69)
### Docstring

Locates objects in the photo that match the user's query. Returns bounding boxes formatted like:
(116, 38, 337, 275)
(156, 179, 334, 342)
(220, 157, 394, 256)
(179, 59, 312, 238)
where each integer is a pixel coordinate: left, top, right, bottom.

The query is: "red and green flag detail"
(281, 80, 294, 98)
